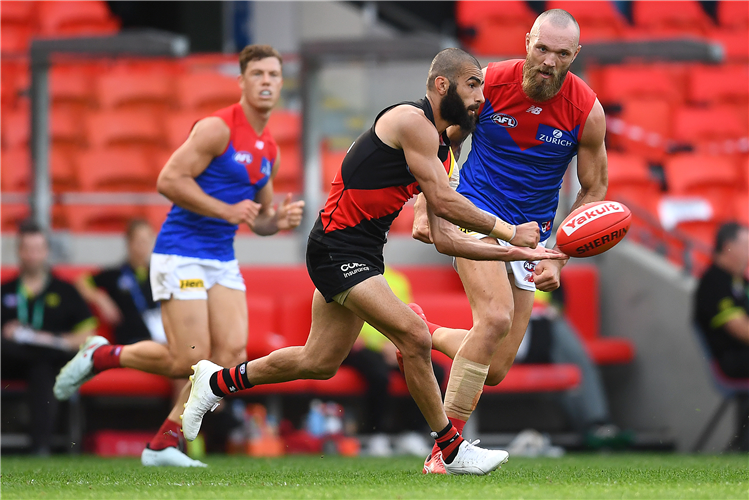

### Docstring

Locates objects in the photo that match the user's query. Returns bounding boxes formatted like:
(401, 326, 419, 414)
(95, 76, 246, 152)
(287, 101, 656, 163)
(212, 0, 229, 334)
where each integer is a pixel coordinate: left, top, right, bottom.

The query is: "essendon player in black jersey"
(181, 48, 565, 475)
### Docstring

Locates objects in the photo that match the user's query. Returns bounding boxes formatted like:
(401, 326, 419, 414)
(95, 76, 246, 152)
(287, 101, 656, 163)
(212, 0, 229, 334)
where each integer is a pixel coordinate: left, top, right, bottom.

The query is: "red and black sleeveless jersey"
(309, 98, 454, 253)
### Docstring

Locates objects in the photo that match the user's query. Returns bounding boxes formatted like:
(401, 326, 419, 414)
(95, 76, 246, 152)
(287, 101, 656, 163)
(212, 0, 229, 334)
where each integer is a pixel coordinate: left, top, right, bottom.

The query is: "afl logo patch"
(490, 113, 517, 128)
(233, 151, 253, 165)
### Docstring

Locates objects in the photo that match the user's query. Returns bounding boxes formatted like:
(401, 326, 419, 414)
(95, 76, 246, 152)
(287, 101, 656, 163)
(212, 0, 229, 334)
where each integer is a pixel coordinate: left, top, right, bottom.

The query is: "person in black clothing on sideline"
(1, 220, 97, 455)
(694, 221, 749, 451)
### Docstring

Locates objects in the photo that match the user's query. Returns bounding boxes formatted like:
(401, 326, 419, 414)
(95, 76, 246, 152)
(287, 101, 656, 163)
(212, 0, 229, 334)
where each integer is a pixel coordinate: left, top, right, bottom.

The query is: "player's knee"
(481, 307, 514, 343)
(400, 323, 432, 361)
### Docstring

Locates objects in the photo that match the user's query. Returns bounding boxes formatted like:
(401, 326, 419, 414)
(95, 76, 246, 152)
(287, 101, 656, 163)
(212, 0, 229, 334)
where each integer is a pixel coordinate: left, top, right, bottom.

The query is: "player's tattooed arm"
(157, 117, 261, 225)
(251, 150, 305, 235)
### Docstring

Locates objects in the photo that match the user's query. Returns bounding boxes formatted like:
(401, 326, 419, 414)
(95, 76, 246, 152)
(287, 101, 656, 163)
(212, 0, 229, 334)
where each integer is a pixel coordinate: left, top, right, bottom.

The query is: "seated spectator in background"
(1, 220, 97, 455)
(694, 221, 748, 452)
(75, 219, 164, 345)
(515, 287, 632, 449)
(342, 266, 445, 457)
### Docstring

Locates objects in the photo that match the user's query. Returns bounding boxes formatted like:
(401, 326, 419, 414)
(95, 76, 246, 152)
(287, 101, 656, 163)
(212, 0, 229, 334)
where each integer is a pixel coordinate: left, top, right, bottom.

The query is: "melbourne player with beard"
(180, 48, 566, 475)
(410, 10, 608, 473)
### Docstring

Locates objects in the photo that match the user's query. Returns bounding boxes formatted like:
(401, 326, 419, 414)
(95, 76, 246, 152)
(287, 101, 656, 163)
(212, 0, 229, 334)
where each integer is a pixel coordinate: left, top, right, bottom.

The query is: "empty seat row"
(1, 1, 120, 56)
(457, 1, 748, 56)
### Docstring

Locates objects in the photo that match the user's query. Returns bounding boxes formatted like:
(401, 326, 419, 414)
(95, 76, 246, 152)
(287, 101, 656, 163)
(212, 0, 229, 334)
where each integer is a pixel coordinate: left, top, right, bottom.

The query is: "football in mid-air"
(556, 201, 631, 258)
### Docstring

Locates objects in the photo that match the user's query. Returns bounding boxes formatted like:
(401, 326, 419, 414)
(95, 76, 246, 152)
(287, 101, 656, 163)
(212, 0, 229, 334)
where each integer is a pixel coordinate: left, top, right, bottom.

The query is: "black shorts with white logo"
(306, 237, 384, 303)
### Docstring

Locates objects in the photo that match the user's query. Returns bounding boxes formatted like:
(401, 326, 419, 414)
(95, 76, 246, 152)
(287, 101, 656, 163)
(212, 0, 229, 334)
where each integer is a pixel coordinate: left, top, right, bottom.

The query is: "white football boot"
(180, 360, 223, 442)
(141, 446, 207, 467)
(443, 439, 509, 475)
(54, 336, 110, 400)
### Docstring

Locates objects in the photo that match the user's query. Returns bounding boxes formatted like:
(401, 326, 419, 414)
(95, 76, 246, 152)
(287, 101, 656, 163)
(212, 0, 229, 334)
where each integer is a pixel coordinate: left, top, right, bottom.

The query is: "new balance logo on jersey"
(490, 113, 517, 128)
(526, 106, 543, 115)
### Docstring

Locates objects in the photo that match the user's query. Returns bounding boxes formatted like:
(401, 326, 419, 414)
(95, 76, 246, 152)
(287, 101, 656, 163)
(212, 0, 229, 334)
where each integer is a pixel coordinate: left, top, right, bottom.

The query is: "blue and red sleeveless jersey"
(154, 103, 278, 261)
(457, 59, 597, 242)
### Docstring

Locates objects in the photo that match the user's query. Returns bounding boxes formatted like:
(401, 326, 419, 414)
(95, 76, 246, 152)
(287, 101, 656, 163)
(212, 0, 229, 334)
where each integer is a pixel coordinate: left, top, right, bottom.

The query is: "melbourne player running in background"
(54, 44, 304, 467)
(411, 9, 608, 473)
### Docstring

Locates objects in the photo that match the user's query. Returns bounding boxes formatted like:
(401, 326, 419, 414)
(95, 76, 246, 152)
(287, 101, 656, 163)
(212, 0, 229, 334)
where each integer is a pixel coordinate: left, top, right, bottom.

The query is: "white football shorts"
(454, 228, 548, 292)
(150, 253, 246, 301)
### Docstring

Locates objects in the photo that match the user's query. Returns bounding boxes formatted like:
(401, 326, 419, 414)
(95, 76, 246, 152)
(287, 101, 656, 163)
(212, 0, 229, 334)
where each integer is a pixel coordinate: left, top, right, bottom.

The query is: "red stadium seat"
(707, 28, 749, 63)
(389, 204, 415, 235)
(688, 64, 749, 105)
(95, 69, 173, 111)
(86, 110, 164, 149)
(417, 293, 473, 331)
(672, 105, 746, 144)
(321, 140, 347, 190)
(455, 1, 536, 56)
(561, 264, 635, 365)
(400, 266, 464, 296)
(1, 147, 31, 192)
(50, 147, 77, 191)
(612, 98, 674, 161)
(605, 152, 661, 216)
(483, 364, 581, 393)
(176, 72, 240, 113)
(142, 204, 171, 233)
(277, 293, 313, 347)
(718, 1, 749, 29)
(80, 369, 171, 398)
(663, 154, 741, 221)
(0, 25, 33, 55)
(675, 219, 718, 249)
(596, 65, 682, 105)
(632, 0, 714, 36)
(75, 148, 156, 192)
(0, 203, 30, 233)
(164, 111, 204, 149)
(50, 64, 95, 107)
(545, 1, 628, 41)
(1, 1, 35, 27)
(273, 142, 303, 194)
(245, 294, 279, 360)
(36, 1, 120, 37)
(65, 204, 142, 233)
(267, 110, 301, 145)
(1, 107, 29, 148)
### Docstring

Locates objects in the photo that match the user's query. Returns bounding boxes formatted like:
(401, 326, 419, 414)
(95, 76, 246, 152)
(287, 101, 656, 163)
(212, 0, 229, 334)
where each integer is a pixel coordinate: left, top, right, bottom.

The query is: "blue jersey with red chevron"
(154, 103, 278, 261)
(457, 60, 597, 242)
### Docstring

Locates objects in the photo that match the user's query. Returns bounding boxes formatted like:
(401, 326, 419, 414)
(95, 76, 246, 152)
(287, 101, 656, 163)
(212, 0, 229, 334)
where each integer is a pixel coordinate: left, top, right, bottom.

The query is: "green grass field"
(1, 453, 747, 499)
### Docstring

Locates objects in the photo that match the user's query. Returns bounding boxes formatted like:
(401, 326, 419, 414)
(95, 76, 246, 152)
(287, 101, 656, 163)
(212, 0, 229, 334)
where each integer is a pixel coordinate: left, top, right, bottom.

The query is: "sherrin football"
(556, 201, 631, 258)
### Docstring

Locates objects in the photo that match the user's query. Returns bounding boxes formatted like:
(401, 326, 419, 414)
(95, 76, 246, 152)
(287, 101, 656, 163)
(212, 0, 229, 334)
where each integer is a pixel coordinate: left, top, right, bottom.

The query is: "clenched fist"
(509, 221, 540, 248)
(224, 199, 262, 226)
(277, 194, 305, 230)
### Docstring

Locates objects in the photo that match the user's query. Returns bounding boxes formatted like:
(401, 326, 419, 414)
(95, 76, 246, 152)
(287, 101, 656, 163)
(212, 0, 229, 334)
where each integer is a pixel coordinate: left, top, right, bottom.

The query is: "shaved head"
(530, 9, 580, 45)
(426, 48, 481, 90)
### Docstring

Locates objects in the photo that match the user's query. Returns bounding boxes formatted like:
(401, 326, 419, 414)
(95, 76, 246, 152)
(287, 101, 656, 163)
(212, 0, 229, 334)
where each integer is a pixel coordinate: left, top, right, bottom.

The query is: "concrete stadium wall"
(595, 241, 735, 452)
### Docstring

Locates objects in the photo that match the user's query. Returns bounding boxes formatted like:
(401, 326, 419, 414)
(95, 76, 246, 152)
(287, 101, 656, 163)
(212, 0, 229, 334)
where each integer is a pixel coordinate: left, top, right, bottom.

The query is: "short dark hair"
(714, 221, 747, 253)
(18, 219, 43, 237)
(239, 44, 282, 75)
(426, 48, 481, 91)
(126, 218, 152, 241)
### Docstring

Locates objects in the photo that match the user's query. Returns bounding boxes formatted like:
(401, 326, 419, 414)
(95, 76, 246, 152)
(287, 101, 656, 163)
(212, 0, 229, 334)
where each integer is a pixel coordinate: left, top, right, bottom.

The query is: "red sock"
(433, 422, 464, 464)
(432, 417, 466, 457)
(425, 320, 442, 336)
(92, 345, 123, 373)
(148, 419, 182, 451)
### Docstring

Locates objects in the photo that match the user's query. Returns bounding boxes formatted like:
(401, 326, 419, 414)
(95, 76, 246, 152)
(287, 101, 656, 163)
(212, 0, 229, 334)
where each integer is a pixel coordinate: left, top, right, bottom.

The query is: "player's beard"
(440, 81, 478, 133)
(522, 55, 568, 102)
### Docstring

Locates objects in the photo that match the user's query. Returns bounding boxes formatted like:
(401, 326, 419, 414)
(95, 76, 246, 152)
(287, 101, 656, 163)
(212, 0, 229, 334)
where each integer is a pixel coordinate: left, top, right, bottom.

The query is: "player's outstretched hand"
(507, 246, 566, 263)
(533, 258, 568, 292)
(224, 199, 262, 226)
(277, 194, 305, 230)
(510, 221, 540, 248)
